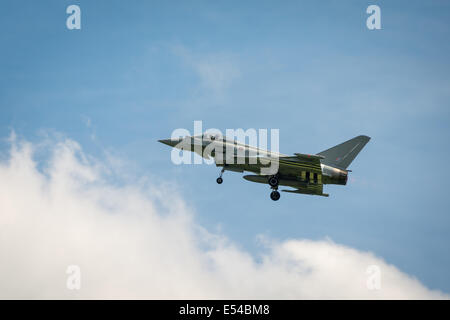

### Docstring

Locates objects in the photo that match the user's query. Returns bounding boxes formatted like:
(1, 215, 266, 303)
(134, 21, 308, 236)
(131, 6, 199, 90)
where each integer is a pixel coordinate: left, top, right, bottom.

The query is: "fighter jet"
(159, 134, 370, 201)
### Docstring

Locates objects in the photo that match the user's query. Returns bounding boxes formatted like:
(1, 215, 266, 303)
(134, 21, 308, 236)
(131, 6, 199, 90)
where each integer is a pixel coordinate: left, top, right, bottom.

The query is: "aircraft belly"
(216, 163, 265, 175)
(243, 175, 308, 188)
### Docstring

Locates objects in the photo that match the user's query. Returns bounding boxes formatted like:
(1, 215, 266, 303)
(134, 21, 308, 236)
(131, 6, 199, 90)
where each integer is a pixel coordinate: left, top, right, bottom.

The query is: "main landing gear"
(216, 168, 225, 184)
(268, 175, 279, 187)
(268, 174, 280, 201)
(216, 170, 281, 201)
(270, 190, 280, 201)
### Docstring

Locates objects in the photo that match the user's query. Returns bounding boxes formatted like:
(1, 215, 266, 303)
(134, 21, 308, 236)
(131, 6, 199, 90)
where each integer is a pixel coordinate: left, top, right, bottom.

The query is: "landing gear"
(268, 175, 279, 187)
(216, 167, 225, 184)
(268, 174, 280, 201)
(270, 190, 281, 201)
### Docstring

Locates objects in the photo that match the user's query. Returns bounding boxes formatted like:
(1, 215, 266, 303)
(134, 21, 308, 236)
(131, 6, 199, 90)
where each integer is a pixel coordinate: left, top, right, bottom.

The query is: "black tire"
(216, 177, 223, 184)
(268, 176, 279, 187)
(270, 190, 280, 201)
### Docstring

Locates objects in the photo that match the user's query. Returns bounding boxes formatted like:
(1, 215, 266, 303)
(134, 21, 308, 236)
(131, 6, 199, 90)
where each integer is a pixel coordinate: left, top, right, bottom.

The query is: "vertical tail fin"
(317, 135, 370, 169)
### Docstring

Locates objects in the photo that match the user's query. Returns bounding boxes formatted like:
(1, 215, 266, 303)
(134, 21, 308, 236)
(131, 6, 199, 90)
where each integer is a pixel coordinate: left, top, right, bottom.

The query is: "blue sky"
(1, 0, 449, 294)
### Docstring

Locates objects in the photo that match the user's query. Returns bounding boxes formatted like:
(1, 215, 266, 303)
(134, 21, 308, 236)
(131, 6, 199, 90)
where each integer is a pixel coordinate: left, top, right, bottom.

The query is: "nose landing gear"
(216, 168, 225, 184)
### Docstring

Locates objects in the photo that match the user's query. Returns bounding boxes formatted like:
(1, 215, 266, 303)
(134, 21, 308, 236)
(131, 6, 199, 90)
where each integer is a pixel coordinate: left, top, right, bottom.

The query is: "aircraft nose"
(158, 139, 179, 147)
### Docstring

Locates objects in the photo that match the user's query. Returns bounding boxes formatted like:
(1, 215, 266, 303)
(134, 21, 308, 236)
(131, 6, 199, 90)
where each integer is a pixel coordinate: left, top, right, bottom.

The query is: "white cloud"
(173, 45, 240, 98)
(0, 135, 447, 299)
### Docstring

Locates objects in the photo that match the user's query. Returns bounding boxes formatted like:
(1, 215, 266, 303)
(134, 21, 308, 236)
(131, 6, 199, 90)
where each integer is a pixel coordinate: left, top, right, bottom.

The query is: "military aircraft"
(159, 134, 370, 201)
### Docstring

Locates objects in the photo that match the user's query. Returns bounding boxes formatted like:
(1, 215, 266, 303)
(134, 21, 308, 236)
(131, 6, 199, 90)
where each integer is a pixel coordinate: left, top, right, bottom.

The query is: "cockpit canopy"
(191, 133, 224, 141)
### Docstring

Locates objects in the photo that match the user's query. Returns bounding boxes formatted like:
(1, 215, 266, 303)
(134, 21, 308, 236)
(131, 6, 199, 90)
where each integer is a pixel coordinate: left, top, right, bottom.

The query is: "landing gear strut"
(216, 168, 225, 184)
(268, 174, 280, 201)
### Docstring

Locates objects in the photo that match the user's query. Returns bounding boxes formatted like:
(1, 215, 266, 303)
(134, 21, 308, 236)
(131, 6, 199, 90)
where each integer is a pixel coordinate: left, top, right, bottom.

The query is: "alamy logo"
(66, 5, 81, 30)
(168, 121, 280, 175)
(366, 265, 381, 290)
(366, 5, 381, 30)
(66, 265, 81, 290)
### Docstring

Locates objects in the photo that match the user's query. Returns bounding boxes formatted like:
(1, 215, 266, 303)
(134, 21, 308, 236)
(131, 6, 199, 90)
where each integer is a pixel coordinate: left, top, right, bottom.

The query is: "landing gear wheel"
(216, 177, 223, 184)
(268, 176, 279, 187)
(270, 190, 280, 201)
